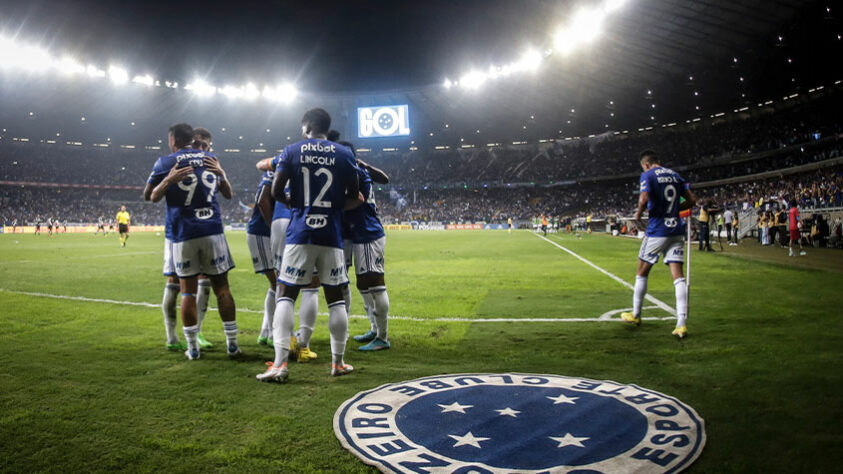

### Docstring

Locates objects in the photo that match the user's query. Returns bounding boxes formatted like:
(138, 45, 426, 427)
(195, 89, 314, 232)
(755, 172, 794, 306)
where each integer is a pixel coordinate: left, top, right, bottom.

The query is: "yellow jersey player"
(116, 206, 131, 247)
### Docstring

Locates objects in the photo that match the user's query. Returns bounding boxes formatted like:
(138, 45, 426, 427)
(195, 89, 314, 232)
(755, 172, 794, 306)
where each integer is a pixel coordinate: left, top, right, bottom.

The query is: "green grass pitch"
(1, 229, 841, 472)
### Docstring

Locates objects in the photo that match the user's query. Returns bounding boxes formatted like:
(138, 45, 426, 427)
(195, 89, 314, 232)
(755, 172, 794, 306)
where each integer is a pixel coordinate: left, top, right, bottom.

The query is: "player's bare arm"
(142, 182, 154, 201)
(634, 190, 648, 231)
(151, 166, 193, 203)
(357, 159, 390, 184)
(203, 157, 233, 199)
(679, 188, 698, 210)
(344, 174, 364, 211)
(271, 169, 290, 205)
(256, 157, 274, 171)
(257, 185, 274, 225)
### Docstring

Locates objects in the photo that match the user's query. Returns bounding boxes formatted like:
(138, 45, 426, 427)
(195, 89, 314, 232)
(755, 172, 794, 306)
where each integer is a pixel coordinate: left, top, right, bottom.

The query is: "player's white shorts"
(353, 236, 386, 275)
(639, 235, 684, 265)
(278, 244, 348, 287)
(246, 233, 273, 274)
(270, 218, 290, 273)
(173, 233, 235, 278)
(163, 238, 176, 276)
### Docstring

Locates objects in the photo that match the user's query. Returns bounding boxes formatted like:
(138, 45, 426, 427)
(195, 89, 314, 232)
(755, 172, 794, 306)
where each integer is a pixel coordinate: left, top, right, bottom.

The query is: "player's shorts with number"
(278, 244, 348, 287)
(270, 218, 290, 273)
(353, 236, 386, 275)
(638, 235, 684, 265)
(163, 238, 176, 276)
(247, 233, 273, 274)
(173, 233, 235, 278)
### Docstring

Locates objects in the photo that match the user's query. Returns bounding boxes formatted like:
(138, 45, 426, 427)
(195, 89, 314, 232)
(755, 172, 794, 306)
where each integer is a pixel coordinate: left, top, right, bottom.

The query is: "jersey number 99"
(177, 170, 218, 206)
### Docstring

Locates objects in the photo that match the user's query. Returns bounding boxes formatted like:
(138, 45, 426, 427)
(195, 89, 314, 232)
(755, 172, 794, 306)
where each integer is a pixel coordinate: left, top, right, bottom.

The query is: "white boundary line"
(5, 251, 156, 264)
(0, 288, 673, 323)
(533, 233, 676, 316)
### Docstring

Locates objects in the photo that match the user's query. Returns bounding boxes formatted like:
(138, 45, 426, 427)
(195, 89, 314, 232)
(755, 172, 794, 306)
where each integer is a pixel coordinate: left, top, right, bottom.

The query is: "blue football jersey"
(640, 166, 688, 237)
(269, 154, 292, 221)
(246, 172, 272, 237)
(147, 148, 224, 243)
(276, 139, 358, 248)
(347, 167, 385, 243)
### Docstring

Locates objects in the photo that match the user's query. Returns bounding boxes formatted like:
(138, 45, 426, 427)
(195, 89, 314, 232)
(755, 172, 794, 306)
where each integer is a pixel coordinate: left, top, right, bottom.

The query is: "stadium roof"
(0, 0, 839, 142)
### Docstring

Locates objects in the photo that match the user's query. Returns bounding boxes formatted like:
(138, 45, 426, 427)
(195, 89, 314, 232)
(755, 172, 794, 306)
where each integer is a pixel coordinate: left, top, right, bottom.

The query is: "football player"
(147, 123, 238, 360)
(143, 128, 216, 351)
(340, 141, 392, 351)
(256, 149, 318, 362)
(246, 166, 280, 347)
(621, 150, 697, 338)
(190, 128, 219, 349)
(257, 108, 362, 383)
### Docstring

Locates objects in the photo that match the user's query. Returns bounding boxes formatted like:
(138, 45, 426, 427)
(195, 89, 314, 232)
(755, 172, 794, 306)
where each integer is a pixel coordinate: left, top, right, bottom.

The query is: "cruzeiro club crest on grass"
(334, 373, 706, 473)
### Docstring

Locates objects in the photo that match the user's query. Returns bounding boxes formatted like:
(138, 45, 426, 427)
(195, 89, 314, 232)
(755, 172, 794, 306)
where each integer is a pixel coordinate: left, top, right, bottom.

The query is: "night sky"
(0, 0, 567, 92)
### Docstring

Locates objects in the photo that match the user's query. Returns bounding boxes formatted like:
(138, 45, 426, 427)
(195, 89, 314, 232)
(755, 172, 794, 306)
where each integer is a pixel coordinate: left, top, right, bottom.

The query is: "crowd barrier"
(381, 222, 520, 231)
(2, 225, 165, 234)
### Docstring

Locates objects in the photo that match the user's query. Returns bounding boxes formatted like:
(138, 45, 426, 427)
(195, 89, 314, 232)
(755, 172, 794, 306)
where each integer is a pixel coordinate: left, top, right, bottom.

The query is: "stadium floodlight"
(443, 78, 452, 89)
(219, 84, 244, 99)
(242, 83, 260, 101)
(0, 40, 51, 72)
(185, 79, 217, 97)
(515, 48, 543, 72)
(55, 56, 86, 75)
(108, 65, 129, 85)
(569, 7, 605, 45)
(460, 70, 487, 89)
(132, 74, 154, 86)
(87, 64, 106, 78)
(603, 0, 628, 13)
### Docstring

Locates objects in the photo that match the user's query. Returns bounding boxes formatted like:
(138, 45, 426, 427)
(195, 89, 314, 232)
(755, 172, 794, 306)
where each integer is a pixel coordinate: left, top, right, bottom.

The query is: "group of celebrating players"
(141, 108, 391, 384)
(136, 105, 696, 387)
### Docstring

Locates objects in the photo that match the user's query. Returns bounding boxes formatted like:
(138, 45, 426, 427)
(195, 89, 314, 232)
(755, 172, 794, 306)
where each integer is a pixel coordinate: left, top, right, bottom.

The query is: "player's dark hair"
(192, 127, 212, 150)
(302, 108, 332, 135)
(337, 140, 356, 156)
(327, 129, 341, 142)
(639, 149, 659, 164)
(193, 127, 212, 142)
(169, 123, 194, 148)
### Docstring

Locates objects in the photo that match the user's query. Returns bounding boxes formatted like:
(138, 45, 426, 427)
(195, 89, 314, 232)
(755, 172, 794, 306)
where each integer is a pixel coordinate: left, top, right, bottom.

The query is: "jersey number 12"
(301, 167, 333, 208)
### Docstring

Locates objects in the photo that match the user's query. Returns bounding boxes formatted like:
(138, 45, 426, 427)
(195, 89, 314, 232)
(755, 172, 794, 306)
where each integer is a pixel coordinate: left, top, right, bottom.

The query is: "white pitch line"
(0, 288, 664, 323)
(533, 233, 676, 316)
(4, 251, 156, 264)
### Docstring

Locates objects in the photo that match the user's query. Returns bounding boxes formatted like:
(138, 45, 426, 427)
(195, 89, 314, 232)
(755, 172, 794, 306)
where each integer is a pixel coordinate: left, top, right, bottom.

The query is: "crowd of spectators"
(1, 94, 842, 227)
(0, 187, 245, 226)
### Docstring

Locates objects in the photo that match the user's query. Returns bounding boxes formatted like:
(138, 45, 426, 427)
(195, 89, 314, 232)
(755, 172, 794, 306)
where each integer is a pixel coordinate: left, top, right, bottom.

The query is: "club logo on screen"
(358, 105, 410, 138)
(334, 373, 706, 473)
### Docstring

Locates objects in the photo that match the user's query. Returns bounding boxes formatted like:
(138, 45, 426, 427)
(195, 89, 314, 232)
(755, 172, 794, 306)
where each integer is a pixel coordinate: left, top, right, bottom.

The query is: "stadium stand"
(1, 89, 841, 230)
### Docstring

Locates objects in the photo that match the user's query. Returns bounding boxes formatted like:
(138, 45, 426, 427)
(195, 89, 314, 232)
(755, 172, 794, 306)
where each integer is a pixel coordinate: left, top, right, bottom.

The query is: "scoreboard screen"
(357, 105, 410, 138)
